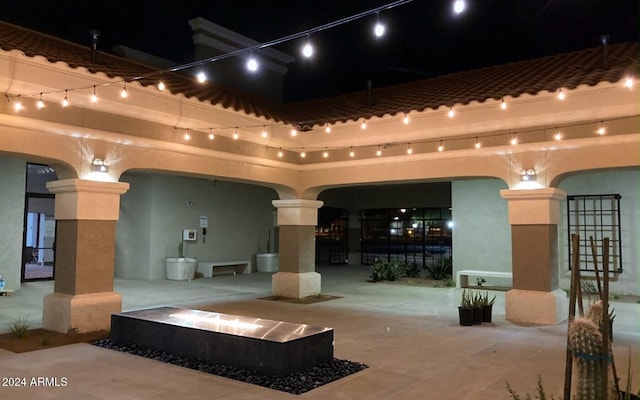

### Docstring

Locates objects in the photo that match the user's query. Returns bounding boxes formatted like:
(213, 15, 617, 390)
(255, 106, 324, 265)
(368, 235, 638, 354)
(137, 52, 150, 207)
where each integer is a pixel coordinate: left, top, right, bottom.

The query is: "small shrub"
(401, 261, 421, 278)
(444, 278, 455, 287)
(10, 315, 30, 339)
(382, 261, 401, 281)
(505, 375, 559, 400)
(370, 259, 386, 282)
(426, 256, 452, 280)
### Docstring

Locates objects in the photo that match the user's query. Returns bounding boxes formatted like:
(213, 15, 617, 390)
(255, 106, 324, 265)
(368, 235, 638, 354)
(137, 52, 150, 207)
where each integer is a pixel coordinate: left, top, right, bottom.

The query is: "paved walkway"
(0, 265, 638, 399)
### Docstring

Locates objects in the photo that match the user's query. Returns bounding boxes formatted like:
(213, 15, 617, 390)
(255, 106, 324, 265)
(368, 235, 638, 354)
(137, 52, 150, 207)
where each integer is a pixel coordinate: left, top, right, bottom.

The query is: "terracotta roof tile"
(1, 20, 638, 128)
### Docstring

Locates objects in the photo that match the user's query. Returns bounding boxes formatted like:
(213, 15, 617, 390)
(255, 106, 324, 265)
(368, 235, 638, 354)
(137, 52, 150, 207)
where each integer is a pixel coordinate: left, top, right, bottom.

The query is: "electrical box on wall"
(183, 229, 197, 241)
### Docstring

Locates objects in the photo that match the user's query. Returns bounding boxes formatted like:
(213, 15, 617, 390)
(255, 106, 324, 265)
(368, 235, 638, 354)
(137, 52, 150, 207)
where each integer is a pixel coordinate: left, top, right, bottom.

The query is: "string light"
(62, 90, 69, 107)
(403, 114, 410, 124)
(184, 129, 191, 140)
(597, 121, 606, 135)
(349, 147, 355, 157)
(510, 133, 518, 145)
(323, 148, 329, 158)
(158, 80, 166, 91)
(302, 35, 313, 58)
(438, 140, 444, 152)
(13, 95, 23, 111)
(448, 107, 455, 118)
(261, 126, 268, 138)
(557, 88, 566, 100)
(406, 143, 413, 154)
(36, 93, 45, 109)
(290, 128, 298, 137)
(233, 128, 239, 140)
(325, 124, 331, 133)
(376, 145, 382, 156)
(91, 86, 98, 103)
(361, 119, 367, 130)
(500, 98, 507, 110)
(374, 12, 385, 38)
(474, 137, 481, 149)
(196, 70, 207, 83)
(624, 76, 634, 89)
(554, 128, 562, 141)
(277, 148, 283, 158)
(300, 148, 306, 158)
(120, 82, 128, 98)
(246, 54, 259, 72)
(208, 128, 215, 140)
(453, 0, 466, 14)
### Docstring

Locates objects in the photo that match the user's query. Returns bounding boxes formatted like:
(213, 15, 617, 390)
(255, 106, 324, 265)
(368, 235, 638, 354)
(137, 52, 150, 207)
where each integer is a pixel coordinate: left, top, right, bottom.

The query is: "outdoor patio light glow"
(520, 169, 536, 182)
(474, 137, 481, 149)
(37, 93, 45, 109)
(209, 129, 215, 140)
(510, 133, 518, 145)
(349, 147, 355, 157)
(120, 83, 128, 98)
(376, 145, 382, 156)
(403, 114, 410, 124)
(91, 86, 98, 103)
(277, 148, 283, 158)
(246, 55, 259, 72)
(184, 130, 191, 140)
(557, 88, 566, 100)
(302, 35, 313, 58)
(300, 149, 306, 158)
(323, 149, 329, 158)
(91, 158, 108, 173)
(500, 98, 507, 110)
(61, 90, 69, 107)
(158, 80, 166, 91)
(261, 126, 268, 138)
(406, 143, 413, 154)
(597, 121, 606, 135)
(196, 70, 207, 83)
(325, 124, 331, 133)
(290, 128, 298, 137)
(453, 0, 466, 14)
(374, 12, 385, 37)
(361, 120, 367, 130)
(554, 128, 562, 141)
(438, 140, 444, 152)
(13, 95, 23, 111)
(233, 129, 239, 140)
(448, 107, 455, 118)
(624, 76, 634, 89)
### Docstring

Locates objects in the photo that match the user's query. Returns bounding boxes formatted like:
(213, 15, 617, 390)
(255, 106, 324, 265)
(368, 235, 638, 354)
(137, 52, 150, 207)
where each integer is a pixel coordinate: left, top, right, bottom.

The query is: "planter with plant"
(166, 236, 197, 281)
(471, 291, 484, 325)
(458, 289, 474, 326)
(480, 291, 496, 323)
(256, 229, 278, 272)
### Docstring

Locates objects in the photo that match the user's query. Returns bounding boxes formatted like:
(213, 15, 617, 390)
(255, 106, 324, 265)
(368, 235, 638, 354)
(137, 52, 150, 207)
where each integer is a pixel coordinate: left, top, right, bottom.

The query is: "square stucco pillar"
(271, 199, 323, 299)
(500, 188, 568, 325)
(44, 179, 129, 333)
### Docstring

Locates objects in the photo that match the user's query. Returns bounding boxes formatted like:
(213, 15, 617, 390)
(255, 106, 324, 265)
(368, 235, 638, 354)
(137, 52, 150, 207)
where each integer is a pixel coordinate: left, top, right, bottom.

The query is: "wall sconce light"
(91, 158, 108, 173)
(520, 168, 536, 181)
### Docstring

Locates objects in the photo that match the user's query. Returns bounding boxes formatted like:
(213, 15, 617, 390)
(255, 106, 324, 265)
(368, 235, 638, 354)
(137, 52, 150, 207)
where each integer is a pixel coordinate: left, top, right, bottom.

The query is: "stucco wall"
(116, 172, 278, 280)
(557, 168, 639, 296)
(451, 179, 512, 286)
(0, 157, 26, 290)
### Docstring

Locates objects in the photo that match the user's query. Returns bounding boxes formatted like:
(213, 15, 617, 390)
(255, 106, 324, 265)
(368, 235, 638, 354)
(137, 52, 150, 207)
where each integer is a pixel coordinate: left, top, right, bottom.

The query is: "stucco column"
(500, 188, 568, 325)
(43, 179, 129, 333)
(271, 199, 323, 298)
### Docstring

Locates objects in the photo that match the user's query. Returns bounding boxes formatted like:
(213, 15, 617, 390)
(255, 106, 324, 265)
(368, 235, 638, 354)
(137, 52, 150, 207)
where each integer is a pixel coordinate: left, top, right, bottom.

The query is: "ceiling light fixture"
(290, 128, 298, 137)
(246, 53, 259, 72)
(13, 95, 23, 111)
(554, 128, 562, 141)
(500, 98, 507, 110)
(510, 133, 518, 145)
(376, 145, 382, 156)
(184, 129, 191, 141)
(474, 137, 481, 149)
(448, 107, 455, 118)
(597, 121, 606, 135)
(300, 148, 306, 158)
(403, 114, 410, 124)
(349, 147, 355, 158)
(361, 120, 367, 130)
(261, 126, 268, 138)
(62, 90, 69, 107)
(323, 148, 329, 158)
(406, 143, 413, 154)
(233, 129, 239, 140)
(277, 148, 283, 158)
(120, 82, 128, 98)
(208, 128, 215, 140)
(157, 80, 166, 91)
(374, 12, 385, 38)
(91, 85, 98, 103)
(36, 93, 45, 109)
(453, 0, 466, 14)
(91, 159, 108, 173)
(557, 88, 566, 100)
(302, 34, 313, 58)
(438, 140, 444, 152)
(196, 70, 207, 83)
(624, 76, 634, 89)
(325, 124, 331, 133)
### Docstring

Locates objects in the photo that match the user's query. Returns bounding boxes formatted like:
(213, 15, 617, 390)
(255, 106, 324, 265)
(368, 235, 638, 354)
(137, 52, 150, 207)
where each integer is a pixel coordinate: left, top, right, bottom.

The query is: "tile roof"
(1, 20, 638, 129)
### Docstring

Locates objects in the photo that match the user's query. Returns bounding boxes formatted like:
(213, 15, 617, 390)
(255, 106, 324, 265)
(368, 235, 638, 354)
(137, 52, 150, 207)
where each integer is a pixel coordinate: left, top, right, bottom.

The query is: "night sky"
(1, 0, 638, 102)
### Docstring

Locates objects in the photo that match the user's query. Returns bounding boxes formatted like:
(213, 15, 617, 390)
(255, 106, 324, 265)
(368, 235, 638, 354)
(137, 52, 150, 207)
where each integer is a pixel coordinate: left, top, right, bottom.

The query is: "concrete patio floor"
(0, 264, 638, 399)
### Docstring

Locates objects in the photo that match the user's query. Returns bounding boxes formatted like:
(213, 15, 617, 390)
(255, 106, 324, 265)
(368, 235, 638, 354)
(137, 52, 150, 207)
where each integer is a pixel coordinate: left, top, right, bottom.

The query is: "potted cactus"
(480, 291, 496, 323)
(458, 289, 474, 326)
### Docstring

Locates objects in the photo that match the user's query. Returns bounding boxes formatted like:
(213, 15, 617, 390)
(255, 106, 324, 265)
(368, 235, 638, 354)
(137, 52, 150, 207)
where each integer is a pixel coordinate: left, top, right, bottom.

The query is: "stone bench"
(456, 269, 512, 288)
(197, 261, 251, 278)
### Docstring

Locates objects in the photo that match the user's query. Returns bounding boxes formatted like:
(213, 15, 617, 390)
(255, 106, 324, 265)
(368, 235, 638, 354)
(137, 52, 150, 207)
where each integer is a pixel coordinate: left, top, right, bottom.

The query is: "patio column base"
(505, 288, 568, 325)
(272, 272, 321, 299)
(43, 292, 122, 333)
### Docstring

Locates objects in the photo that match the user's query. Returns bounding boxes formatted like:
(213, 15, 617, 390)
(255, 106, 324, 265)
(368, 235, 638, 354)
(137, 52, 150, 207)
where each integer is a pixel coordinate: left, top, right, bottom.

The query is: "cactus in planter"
(567, 317, 610, 400)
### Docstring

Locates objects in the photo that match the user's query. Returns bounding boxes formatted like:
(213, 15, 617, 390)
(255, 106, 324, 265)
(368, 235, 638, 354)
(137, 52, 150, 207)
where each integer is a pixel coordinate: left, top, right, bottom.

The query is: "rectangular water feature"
(110, 306, 334, 376)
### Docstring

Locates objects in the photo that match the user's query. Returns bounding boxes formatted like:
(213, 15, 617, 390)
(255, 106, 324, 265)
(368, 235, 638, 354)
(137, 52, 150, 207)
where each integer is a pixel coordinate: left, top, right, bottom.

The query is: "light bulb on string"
(597, 121, 606, 135)
(120, 82, 128, 98)
(406, 143, 413, 154)
(196, 70, 207, 84)
(325, 124, 331, 133)
(557, 89, 565, 100)
(403, 114, 410, 124)
(500, 98, 507, 110)
(13, 95, 23, 111)
(624, 76, 634, 89)
(374, 12, 385, 38)
(62, 90, 69, 107)
(246, 54, 259, 72)
(361, 120, 367, 130)
(36, 93, 45, 109)
(323, 148, 329, 158)
(208, 129, 215, 140)
(184, 130, 191, 141)
(349, 147, 355, 158)
(510, 133, 518, 145)
(438, 140, 444, 152)
(158, 80, 166, 91)
(376, 145, 382, 156)
(277, 148, 283, 158)
(300, 148, 306, 158)
(474, 137, 481, 149)
(302, 35, 313, 58)
(554, 128, 562, 141)
(91, 85, 98, 103)
(448, 107, 455, 118)
(290, 128, 298, 137)
(261, 126, 268, 139)
(453, 0, 466, 14)
(233, 129, 239, 140)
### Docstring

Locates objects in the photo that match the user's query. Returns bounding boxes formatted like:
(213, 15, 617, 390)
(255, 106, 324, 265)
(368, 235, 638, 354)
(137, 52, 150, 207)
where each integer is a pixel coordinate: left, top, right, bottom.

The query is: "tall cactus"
(568, 317, 609, 400)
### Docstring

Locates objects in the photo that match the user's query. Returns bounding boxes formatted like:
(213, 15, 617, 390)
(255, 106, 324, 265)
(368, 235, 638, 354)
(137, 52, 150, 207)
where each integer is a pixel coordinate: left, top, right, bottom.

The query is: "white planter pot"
(165, 257, 197, 280)
(256, 253, 279, 272)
